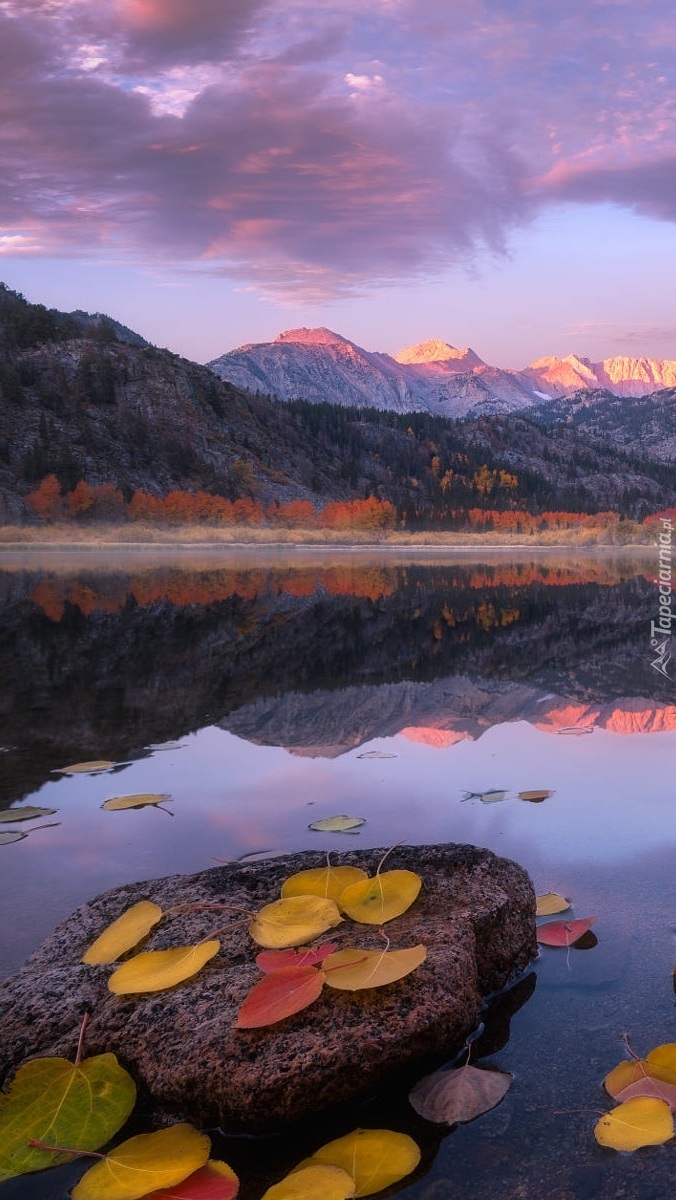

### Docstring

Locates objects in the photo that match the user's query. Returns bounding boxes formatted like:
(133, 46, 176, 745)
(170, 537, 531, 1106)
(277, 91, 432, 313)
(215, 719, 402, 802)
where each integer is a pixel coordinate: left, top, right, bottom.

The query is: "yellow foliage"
(249, 896, 342, 949)
(338, 871, 422, 925)
(72, 1125, 210, 1200)
(322, 945, 426, 990)
(82, 901, 163, 964)
(108, 941, 220, 994)
(594, 1097, 674, 1151)
(281, 866, 368, 905)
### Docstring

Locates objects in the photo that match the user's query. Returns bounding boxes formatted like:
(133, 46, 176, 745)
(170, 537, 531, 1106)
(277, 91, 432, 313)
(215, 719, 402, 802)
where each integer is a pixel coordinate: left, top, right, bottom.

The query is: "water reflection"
(0, 551, 670, 807)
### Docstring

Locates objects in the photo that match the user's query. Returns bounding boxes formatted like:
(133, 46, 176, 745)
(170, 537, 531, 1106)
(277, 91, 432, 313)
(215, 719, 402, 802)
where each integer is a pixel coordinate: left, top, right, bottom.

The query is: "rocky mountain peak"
(394, 339, 483, 367)
(274, 327, 353, 348)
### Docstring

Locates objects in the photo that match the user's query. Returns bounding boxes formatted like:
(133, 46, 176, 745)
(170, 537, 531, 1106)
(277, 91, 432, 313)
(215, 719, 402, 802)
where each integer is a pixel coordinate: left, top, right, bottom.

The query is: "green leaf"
(0, 1054, 136, 1181)
(72, 1124, 211, 1200)
(0, 807, 57, 823)
(308, 816, 365, 833)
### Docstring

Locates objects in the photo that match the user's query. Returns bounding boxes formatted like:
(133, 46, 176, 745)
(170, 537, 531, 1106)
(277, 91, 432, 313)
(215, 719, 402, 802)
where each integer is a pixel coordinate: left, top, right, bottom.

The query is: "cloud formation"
(1, 0, 675, 296)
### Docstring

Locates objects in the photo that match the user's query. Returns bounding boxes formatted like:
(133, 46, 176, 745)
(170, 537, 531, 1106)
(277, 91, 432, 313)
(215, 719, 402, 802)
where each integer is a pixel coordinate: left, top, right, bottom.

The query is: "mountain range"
(1, 282, 675, 522)
(208, 327, 676, 419)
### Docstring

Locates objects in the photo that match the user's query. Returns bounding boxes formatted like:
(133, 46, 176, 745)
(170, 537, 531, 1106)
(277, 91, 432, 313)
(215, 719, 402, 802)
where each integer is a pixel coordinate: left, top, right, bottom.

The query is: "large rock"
(0, 844, 536, 1132)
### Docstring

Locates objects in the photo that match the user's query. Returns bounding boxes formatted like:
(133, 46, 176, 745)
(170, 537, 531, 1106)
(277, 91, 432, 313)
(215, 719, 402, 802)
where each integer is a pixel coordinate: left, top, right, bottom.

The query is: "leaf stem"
(28, 1139, 104, 1160)
(75, 1012, 90, 1066)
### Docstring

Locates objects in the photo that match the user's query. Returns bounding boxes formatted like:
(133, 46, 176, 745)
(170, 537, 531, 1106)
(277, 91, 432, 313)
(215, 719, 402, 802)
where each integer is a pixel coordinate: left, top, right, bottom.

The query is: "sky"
(1, 0, 676, 366)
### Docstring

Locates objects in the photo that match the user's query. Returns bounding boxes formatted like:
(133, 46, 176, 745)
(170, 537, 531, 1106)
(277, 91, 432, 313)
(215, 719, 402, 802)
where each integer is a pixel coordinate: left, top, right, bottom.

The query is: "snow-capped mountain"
(207, 328, 676, 418)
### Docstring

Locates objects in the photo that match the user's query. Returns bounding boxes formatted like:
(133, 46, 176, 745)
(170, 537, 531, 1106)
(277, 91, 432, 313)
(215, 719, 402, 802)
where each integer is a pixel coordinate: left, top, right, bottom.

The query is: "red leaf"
(536, 917, 596, 947)
(255, 943, 338, 973)
(236, 966, 324, 1028)
(144, 1161, 239, 1199)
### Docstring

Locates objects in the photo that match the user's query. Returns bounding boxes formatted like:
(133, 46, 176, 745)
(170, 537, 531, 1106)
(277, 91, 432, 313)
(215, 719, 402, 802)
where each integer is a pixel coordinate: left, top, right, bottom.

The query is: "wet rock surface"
(0, 843, 536, 1132)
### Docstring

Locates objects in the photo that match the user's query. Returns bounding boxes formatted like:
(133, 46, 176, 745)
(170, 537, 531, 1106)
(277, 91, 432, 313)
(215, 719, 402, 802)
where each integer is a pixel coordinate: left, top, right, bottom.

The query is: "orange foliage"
(27, 475, 63, 521)
(317, 497, 396, 531)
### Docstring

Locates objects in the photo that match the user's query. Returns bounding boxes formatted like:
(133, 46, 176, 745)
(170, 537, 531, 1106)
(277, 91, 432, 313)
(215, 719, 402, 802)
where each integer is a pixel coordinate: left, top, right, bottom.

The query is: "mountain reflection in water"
(0, 551, 671, 804)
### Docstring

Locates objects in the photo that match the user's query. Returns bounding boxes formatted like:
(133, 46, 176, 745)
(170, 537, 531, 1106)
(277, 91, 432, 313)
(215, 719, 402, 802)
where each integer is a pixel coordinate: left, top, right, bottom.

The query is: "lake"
(0, 548, 674, 1200)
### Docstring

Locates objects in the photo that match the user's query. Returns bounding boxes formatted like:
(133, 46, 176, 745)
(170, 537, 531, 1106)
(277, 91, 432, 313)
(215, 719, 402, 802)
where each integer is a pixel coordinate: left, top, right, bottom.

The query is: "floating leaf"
(56, 760, 115, 774)
(536, 917, 596, 947)
(263, 1163, 356, 1200)
(102, 794, 173, 812)
(0, 1053, 136, 1182)
(249, 896, 342, 949)
(143, 1160, 239, 1200)
(409, 1063, 512, 1125)
(147, 742, 185, 752)
(605, 1057, 676, 1101)
(236, 966, 324, 1028)
(593, 1097, 674, 1151)
(558, 726, 594, 736)
(281, 866, 368, 904)
(108, 941, 220, 995)
(323, 945, 426, 990)
(535, 893, 571, 917)
(308, 816, 365, 834)
(647, 1044, 676, 1075)
(82, 901, 164, 965)
(0, 806, 57, 823)
(356, 751, 397, 760)
(308, 1129, 421, 1197)
(339, 871, 422, 925)
(72, 1123, 211, 1200)
(256, 944, 338, 972)
(0, 831, 26, 845)
(519, 790, 554, 803)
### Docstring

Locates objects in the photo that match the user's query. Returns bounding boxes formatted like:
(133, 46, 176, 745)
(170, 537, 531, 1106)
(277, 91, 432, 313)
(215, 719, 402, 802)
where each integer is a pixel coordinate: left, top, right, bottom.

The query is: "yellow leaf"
(535, 893, 571, 917)
(249, 896, 342, 949)
(594, 1097, 674, 1151)
(604, 1058, 676, 1099)
(308, 1129, 421, 1197)
(102, 794, 173, 811)
(281, 866, 368, 905)
(82, 901, 164, 965)
(322, 945, 426, 990)
(338, 871, 422, 925)
(56, 761, 115, 774)
(647, 1044, 676, 1075)
(108, 941, 220, 994)
(262, 1163, 356, 1200)
(72, 1124, 210, 1200)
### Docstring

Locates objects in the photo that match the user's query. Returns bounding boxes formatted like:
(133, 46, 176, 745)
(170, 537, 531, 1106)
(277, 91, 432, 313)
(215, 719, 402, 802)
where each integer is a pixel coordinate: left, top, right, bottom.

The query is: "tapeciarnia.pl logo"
(650, 517, 673, 679)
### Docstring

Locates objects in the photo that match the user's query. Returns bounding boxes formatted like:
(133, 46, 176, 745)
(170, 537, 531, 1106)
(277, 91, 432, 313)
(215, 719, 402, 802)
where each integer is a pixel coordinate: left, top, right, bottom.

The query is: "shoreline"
(0, 539, 653, 554)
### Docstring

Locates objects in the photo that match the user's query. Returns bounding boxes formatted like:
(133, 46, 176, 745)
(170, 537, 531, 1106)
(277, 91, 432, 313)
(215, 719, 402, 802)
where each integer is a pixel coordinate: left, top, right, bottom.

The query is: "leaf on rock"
(536, 917, 596, 947)
(308, 816, 365, 833)
(82, 901, 164, 965)
(102, 794, 173, 812)
(593, 1097, 674, 1151)
(256, 944, 337, 972)
(56, 760, 116, 774)
(535, 893, 571, 917)
(249, 896, 342, 949)
(322, 945, 426, 990)
(143, 1160, 240, 1200)
(409, 1063, 512, 1125)
(0, 806, 57, 823)
(262, 1163, 356, 1200)
(518, 790, 554, 803)
(108, 941, 220, 995)
(281, 866, 368, 904)
(339, 871, 422, 925)
(72, 1123, 211, 1200)
(0, 1053, 136, 1182)
(236, 966, 324, 1029)
(307, 1128, 421, 1197)
(0, 831, 26, 845)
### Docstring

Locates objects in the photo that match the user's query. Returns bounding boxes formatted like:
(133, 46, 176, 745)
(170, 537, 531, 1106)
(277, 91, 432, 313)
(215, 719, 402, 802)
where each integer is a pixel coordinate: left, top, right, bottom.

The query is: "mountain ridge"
(208, 326, 676, 417)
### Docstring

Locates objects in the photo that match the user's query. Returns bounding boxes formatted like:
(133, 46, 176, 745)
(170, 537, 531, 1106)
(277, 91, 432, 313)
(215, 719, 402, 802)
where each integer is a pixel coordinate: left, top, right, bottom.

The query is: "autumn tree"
(27, 474, 63, 521)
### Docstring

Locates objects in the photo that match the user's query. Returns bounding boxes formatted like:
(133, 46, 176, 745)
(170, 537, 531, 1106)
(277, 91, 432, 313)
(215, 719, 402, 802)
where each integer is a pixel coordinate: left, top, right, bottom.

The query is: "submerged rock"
(0, 843, 536, 1132)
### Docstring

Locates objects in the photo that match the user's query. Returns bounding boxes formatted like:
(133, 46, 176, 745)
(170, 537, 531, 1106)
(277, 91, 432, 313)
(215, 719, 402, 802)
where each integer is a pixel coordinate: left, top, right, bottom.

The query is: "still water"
(0, 549, 674, 1199)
